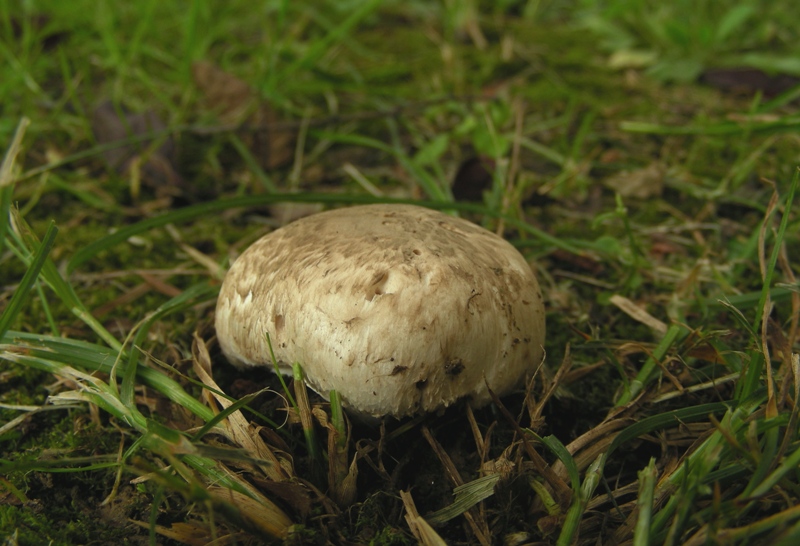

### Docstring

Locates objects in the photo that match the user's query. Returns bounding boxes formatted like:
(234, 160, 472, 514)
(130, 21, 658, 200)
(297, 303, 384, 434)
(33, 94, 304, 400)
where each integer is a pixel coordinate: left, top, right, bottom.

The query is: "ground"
(2, 2, 800, 545)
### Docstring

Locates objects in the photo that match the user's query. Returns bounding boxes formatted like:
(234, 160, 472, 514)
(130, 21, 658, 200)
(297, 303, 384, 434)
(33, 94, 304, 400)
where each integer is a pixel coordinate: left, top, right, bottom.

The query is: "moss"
(367, 526, 414, 546)
(0, 483, 152, 545)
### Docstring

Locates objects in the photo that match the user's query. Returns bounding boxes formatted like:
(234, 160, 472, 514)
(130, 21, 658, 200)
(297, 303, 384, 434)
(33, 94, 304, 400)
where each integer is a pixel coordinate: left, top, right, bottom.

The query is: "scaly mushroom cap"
(215, 204, 545, 418)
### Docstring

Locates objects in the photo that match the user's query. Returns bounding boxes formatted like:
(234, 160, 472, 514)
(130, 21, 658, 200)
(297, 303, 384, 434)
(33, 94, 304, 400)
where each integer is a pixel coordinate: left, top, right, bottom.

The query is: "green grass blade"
(10, 211, 122, 352)
(68, 193, 585, 274)
(265, 332, 296, 409)
(741, 425, 780, 498)
(615, 323, 688, 406)
(607, 402, 732, 459)
(0, 457, 119, 474)
(557, 454, 603, 546)
(749, 444, 800, 499)
(633, 458, 658, 546)
(0, 185, 13, 254)
(0, 117, 30, 255)
(15, 126, 176, 184)
(620, 117, 800, 136)
(535, 432, 581, 492)
(190, 388, 282, 443)
(710, 284, 800, 311)
(1, 331, 215, 423)
(0, 221, 57, 339)
(278, 0, 381, 79)
(34, 281, 60, 336)
(122, 281, 218, 411)
(229, 133, 277, 192)
(426, 474, 502, 524)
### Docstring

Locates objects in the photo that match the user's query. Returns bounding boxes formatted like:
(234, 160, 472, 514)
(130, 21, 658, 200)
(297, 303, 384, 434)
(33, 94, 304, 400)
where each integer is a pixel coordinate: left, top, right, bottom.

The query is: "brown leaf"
(192, 61, 255, 124)
(604, 162, 665, 199)
(700, 67, 800, 98)
(91, 100, 183, 196)
(548, 248, 604, 275)
(452, 156, 493, 201)
(192, 61, 295, 170)
(686, 343, 725, 364)
(250, 476, 314, 519)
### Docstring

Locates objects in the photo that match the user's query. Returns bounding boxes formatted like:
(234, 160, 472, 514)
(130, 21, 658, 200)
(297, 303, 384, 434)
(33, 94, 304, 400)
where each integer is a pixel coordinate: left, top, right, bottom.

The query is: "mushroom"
(215, 204, 545, 418)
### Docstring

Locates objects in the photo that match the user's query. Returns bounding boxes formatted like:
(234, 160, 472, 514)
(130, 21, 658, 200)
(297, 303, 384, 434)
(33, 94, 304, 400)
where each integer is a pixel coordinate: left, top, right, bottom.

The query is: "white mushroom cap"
(215, 204, 545, 418)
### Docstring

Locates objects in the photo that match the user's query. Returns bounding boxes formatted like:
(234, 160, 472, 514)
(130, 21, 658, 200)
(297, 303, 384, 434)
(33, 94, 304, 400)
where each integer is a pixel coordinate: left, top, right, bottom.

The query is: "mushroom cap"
(215, 204, 545, 418)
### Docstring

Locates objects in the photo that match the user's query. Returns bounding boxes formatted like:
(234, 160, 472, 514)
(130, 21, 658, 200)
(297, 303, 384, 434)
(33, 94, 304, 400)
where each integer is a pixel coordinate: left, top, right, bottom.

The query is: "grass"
(2, 1, 800, 544)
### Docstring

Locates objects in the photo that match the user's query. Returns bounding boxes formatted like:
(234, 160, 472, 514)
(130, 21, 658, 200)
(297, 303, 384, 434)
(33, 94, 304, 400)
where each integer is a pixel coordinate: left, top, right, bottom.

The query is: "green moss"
(368, 526, 414, 546)
(0, 482, 151, 545)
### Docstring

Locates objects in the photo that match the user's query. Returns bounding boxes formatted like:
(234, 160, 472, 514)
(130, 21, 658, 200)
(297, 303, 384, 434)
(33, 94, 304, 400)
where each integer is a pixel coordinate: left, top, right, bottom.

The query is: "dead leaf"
(250, 476, 313, 518)
(481, 455, 515, 478)
(192, 61, 295, 170)
(649, 236, 686, 259)
(452, 156, 493, 201)
(700, 67, 800, 98)
(686, 343, 725, 364)
(91, 100, 183, 197)
(604, 162, 665, 199)
(548, 248, 604, 276)
(191, 61, 254, 124)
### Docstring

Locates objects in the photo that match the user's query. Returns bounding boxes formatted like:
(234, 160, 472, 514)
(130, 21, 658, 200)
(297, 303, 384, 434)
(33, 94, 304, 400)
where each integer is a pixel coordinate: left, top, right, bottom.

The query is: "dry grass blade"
(488, 385, 573, 509)
(776, 236, 800, 348)
(551, 418, 635, 481)
(400, 490, 448, 546)
(609, 294, 668, 335)
(191, 332, 290, 482)
(326, 420, 358, 507)
(528, 345, 571, 430)
(758, 181, 781, 418)
(682, 503, 800, 546)
(292, 363, 321, 470)
(208, 485, 293, 540)
(0, 117, 29, 186)
(422, 425, 492, 545)
(130, 520, 215, 546)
